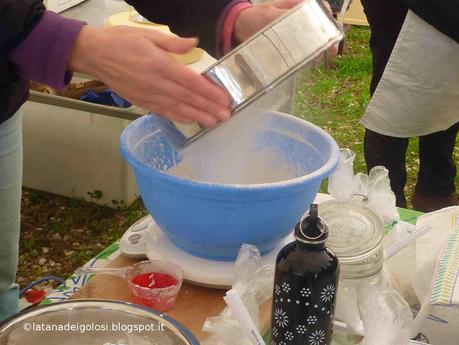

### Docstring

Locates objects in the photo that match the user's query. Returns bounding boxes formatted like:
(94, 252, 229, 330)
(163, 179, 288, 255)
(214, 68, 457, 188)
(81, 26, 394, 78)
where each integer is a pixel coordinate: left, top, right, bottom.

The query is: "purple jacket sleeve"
(7, 11, 85, 90)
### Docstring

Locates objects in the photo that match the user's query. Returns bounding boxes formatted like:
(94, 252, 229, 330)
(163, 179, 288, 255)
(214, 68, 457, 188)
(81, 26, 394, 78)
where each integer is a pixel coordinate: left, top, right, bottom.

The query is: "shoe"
(411, 191, 459, 213)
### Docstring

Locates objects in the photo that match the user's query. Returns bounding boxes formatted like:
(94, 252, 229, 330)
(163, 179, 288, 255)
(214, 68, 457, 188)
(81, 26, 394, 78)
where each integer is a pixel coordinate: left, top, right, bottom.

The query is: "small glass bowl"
(126, 260, 184, 312)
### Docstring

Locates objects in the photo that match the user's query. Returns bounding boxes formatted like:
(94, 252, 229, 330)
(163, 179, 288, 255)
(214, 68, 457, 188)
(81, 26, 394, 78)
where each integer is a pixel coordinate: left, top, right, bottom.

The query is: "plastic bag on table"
(352, 173, 369, 199)
(328, 149, 398, 225)
(335, 270, 414, 345)
(328, 148, 356, 200)
(334, 279, 364, 335)
(384, 208, 458, 307)
(367, 166, 399, 224)
(383, 221, 419, 307)
(358, 271, 413, 345)
(201, 244, 274, 345)
(352, 167, 399, 224)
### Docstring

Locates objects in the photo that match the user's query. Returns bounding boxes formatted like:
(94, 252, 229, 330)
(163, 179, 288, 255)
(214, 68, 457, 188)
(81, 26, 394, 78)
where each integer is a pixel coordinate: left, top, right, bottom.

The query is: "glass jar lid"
(319, 200, 384, 279)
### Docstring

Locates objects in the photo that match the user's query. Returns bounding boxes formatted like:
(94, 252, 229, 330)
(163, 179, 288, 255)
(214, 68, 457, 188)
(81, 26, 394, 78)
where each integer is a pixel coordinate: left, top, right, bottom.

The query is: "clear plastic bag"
(328, 148, 399, 225)
(335, 270, 414, 345)
(358, 271, 414, 345)
(383, 221, 419, 307)
(202, 244, 274, 345)
(367, 166, 398, 224)
(379, 207, 459, 342)
(328, 148, 356, 200)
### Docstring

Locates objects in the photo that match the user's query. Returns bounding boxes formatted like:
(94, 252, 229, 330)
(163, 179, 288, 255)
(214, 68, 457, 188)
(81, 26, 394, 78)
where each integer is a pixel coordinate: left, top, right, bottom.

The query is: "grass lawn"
(295, 27, 372, 176)
(17, 26, 458, 288)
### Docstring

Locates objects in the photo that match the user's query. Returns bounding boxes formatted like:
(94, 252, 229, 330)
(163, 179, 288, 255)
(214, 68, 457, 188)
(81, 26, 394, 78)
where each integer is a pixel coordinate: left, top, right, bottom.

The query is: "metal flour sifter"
(179, 0, 343, 146)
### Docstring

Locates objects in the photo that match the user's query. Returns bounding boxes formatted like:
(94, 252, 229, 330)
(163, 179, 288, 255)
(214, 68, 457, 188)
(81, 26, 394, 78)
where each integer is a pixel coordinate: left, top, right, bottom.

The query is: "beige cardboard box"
(344, 0, 369, 26)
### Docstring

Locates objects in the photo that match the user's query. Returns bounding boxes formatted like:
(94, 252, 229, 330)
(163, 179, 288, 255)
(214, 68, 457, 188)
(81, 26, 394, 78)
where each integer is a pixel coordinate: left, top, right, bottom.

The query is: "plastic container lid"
(319, 200, 384, 279)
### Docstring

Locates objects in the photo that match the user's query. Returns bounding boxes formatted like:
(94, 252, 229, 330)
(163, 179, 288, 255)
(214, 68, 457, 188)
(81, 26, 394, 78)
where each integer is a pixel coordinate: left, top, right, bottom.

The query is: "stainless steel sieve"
(182, 0, 343, 145)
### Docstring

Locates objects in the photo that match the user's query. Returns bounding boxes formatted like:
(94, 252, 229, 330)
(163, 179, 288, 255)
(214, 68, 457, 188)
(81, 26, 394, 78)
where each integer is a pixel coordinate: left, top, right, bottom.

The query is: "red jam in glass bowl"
(127, 261, 183, 312)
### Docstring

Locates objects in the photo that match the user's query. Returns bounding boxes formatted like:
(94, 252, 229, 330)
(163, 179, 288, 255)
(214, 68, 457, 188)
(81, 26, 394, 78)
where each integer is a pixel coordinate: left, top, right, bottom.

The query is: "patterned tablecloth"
(42, 242, 121, 305)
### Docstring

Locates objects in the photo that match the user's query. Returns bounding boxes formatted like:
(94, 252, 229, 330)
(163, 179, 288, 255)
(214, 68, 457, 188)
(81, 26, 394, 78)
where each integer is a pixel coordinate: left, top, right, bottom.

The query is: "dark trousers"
(361, 0, 458, 206)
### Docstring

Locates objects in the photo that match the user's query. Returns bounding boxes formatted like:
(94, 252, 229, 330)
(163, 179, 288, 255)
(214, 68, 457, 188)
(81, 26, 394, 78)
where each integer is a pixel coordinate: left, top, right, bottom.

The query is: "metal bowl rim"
(0, 299, 199, 345)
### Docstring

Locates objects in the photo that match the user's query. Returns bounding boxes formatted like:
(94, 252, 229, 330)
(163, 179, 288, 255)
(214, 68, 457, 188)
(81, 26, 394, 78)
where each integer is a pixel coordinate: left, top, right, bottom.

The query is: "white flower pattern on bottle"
(308, 330, 326, 345)
(320, 284, 335, 303)
(285, 331, 294, 341)
(282, 282, 291, 293)
(275, 285, 281, 296)
(272, 327, 279, 338)
(274, 308, 289, 328)
(306, 315, 318, 325)
(296, 325, 307, 334)
(300, 287, 311, 298)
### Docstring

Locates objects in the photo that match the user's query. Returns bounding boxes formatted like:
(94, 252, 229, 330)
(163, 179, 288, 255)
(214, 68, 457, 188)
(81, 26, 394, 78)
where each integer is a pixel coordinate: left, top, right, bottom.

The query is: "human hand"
(68, 26, 231, 127)
(233, 0, 303, 43)
(234, 0, 339, 57)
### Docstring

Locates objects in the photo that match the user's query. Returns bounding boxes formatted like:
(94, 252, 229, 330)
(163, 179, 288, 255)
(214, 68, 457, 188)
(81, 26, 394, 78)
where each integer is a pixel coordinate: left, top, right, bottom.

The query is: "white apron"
(360, 11, 459, 138)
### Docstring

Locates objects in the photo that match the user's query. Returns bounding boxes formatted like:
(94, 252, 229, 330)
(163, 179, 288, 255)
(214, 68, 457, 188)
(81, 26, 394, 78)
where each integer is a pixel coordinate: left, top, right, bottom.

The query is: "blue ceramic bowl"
(120, 110, 339, 261)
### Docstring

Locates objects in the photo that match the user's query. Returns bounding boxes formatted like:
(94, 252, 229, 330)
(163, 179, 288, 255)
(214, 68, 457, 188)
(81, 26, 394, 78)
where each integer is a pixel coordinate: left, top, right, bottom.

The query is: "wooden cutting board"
(72, 255, 272, 341)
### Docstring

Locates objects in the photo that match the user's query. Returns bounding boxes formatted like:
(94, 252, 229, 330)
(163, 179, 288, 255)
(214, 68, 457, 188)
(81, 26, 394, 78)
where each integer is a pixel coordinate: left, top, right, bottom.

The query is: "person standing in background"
(0, 0, 302, 321)
(360, 0, 459, 211)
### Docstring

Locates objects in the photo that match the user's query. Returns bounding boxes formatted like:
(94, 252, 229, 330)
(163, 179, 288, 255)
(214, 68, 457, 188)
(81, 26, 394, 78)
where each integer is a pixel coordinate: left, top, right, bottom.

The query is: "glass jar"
(320, 200, 384, 279)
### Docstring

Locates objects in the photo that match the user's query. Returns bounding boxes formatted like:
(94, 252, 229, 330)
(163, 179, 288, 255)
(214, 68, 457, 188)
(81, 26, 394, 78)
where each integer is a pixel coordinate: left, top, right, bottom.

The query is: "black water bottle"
(270, 204, 339, 345)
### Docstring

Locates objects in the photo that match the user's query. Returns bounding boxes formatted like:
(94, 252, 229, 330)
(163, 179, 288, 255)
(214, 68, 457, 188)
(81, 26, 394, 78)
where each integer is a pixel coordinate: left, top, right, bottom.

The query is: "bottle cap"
(295, 204, 328, 244)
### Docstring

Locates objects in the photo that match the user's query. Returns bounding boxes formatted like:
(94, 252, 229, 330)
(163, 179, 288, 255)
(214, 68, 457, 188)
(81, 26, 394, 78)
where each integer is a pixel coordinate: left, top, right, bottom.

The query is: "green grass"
(294, 27, 372, 177)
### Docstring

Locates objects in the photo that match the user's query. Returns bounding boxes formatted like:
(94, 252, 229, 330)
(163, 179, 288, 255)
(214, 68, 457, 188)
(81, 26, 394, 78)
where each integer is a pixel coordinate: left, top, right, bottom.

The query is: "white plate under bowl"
(145, 219, 292, 289)
(120, 193, 333, 289)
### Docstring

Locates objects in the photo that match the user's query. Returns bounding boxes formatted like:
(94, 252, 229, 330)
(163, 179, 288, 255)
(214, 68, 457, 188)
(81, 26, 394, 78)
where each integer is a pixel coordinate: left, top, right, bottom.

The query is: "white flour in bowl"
(168, 150, 297, 184)
(166, 109, 300, 185)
